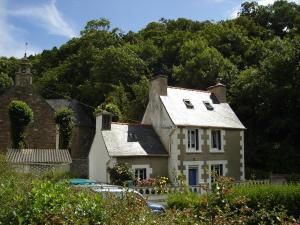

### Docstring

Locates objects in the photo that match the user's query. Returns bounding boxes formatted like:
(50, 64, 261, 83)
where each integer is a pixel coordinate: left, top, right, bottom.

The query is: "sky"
(0, 0, 299, 58)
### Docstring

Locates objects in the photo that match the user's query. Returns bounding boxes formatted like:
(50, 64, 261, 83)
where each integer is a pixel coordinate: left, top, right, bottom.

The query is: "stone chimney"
(96, 111, 112, 132)
(149, 75, 168, 100)
(15, 54, 33, 87)
(207, 80, 226, 103)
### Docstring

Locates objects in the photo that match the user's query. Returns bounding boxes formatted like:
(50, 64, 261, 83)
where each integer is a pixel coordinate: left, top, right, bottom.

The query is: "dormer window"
(183, 99, 194, 109)
(203, 101, 214, 110)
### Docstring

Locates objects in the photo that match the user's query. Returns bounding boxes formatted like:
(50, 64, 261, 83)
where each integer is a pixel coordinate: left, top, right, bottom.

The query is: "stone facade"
(142, 75, 245, 184)
(176, 127, 244, 182)
(117, 156, 169, 178)
(0, 86, 57, 151)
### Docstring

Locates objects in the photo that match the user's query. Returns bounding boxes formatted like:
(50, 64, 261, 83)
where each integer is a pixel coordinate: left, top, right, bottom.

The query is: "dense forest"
(1, 1, 300, 174)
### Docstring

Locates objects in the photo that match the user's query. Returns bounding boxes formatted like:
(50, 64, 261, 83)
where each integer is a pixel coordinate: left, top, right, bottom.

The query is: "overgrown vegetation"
(1, 0, 300, 172)
(54, 107, 74, 149)
(0, 156, 299, 224)
(232, 183, 300, 217)
(8, 100, 33, 149)
(167, 176, 298, 224)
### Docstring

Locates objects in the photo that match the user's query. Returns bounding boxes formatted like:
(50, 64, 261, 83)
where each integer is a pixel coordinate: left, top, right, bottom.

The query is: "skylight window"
(183, 99, 194, 109)
(203, 101, 214, 110)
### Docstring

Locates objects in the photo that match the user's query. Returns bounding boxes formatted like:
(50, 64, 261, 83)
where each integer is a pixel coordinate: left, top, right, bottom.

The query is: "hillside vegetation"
(1, 1, 300, 173)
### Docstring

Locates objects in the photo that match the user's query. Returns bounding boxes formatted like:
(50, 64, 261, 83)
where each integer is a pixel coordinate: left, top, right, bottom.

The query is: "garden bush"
(16, 181, 106, 224)
(167, 176, 297, 224)
(108, 162, 133, 185)
(232, 183, 300, 218)
(167, 191, 202, 210)
(8, 100, 33, 148)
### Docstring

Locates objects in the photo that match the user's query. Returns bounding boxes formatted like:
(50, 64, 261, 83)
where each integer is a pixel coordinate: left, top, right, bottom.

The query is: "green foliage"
(54, 107, 74, 149)
(0, 155, 33, 224)
(167, 176, 297, 224)
(232, 183, 300, 218)
(94, 102, 122, 122)
(17, 181, 106, 224)
(1, 0, 300, 173)
(0, 156, 298, 224)
(0, 72, 13, 94)
(8, 100, 33, 149)
(108, 163, 134, 186)
(245, 167, 271, 180)
(167, 191, 202, 210)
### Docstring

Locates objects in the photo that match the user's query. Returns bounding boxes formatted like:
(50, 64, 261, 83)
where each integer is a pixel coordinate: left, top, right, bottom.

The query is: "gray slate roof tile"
(102, 123, 168, 157)
(160, 87, 245, 129)
(46, 99, 94, 127)
(6, 149, 72, 164)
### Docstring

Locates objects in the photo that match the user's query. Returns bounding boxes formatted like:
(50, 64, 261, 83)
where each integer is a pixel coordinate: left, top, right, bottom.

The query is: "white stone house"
(89, 76, 245, 185)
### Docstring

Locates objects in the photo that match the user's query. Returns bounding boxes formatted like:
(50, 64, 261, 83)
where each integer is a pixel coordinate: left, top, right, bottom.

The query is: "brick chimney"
(149, 75, 168, 100)
(207, 80, 226, 103)
(95, 110, 112, 132)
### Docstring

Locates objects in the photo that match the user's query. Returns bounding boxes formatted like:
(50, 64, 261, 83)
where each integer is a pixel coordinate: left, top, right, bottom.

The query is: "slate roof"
(160, 87, 245, 129)
(102, 123, 168, 157)
(46, 99, 94, 127)
(6, 149, 72, 164)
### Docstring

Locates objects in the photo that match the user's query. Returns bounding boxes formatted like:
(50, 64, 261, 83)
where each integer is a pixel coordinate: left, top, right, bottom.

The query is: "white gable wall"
(88, 131, 111, 182)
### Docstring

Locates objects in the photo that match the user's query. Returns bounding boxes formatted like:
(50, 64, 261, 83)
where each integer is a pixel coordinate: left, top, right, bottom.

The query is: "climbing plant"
(54, 108, 74, 149)
(8, 100, 33, 149)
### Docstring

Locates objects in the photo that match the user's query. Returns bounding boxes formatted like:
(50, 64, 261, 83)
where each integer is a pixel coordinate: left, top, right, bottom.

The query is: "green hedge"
(232, 184, 300, 217)
(167, 191, 202, 210)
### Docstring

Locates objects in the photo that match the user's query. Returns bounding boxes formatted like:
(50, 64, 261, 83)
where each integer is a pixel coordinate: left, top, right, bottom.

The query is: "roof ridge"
(167, 86, 209, 93)
(111, 122, 151, 127)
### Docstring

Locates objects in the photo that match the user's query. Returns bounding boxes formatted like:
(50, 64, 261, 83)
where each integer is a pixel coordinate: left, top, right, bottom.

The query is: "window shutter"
(217, 130, 221, 150)
(195, 129, 199, 150)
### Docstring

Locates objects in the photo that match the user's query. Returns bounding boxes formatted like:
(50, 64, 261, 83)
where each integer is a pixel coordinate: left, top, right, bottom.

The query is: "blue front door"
(188, 168, 197, 185)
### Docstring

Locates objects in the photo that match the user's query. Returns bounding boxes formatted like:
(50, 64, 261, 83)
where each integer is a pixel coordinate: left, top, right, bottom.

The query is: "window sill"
(209, 149, 224, 153)
(186, 150, 202, 153)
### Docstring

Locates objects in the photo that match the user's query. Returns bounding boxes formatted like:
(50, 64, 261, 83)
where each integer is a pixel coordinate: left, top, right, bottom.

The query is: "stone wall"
(71, 158, 88, 178)
(70, 126, 95, 159)
(0, 86, 57, 152)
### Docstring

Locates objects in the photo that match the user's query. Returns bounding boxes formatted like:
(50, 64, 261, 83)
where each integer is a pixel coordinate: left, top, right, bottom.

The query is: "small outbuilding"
(6, 148, 72, 175)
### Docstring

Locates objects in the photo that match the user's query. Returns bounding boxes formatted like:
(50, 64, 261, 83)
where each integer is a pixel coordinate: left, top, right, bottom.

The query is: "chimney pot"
(207, 80, 227, 103)
(95, 110, 112, 132)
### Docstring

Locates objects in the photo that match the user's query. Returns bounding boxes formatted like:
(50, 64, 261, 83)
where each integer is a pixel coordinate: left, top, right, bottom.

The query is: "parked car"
(70, 181, 165, 214)
(91, 186, 166, 214)
(69, 178, 97, 185)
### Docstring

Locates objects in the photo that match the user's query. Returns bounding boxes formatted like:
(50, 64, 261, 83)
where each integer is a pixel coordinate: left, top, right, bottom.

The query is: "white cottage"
(89, 75, 246, 185)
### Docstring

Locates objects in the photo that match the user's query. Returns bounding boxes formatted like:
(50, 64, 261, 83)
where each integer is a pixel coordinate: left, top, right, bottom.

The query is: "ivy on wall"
(54, 108, 74, 149)
(8, 100, 33, 149)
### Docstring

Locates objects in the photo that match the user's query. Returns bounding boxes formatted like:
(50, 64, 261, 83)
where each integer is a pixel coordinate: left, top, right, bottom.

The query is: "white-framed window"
(212, 130, 221, 150)
(132, 165, 152, 180)
(208, 129, 225, 152)
(187, 128, 201, 152)
(210, 164, 223, 183)
(135, 168, 147, 180)
(207, 160, 228, 184)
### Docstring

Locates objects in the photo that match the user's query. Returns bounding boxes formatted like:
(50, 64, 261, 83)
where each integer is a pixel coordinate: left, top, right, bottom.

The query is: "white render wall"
(88, 130, 111, 182)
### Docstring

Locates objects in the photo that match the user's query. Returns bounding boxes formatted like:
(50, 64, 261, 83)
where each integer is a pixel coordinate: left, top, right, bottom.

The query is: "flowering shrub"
(108, 162, 133, 185)
(136, 177, 156, 187)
